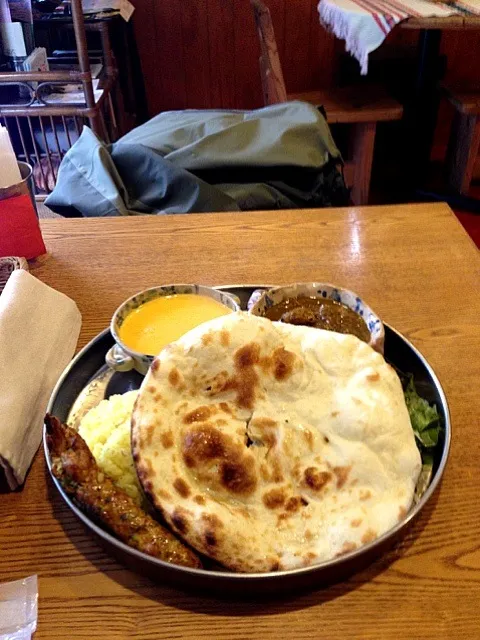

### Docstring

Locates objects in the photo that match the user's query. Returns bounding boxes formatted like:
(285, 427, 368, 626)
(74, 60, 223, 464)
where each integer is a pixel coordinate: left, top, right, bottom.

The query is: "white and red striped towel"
(318, 0, 480, 74)
(456, 0, 480, 11)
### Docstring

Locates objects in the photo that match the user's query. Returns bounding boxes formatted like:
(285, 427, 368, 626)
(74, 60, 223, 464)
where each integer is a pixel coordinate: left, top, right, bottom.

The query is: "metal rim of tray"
(44, 284, 451, 586)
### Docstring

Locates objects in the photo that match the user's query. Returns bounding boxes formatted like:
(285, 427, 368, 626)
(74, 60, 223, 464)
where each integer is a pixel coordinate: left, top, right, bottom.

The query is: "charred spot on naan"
(251, 417, 277, 429)
(201, 513, 223, 528)
(207, 342, 297, 411)
(200, 513, 223, 548)
(204, 530, 217, 547)
(136, 468, 155, 502)
(235, 342, 261, 368)
(207, 342, 262, 410)
(201, 332, 214, 346)
(219, 402, 232, 414)
(221, 369, 260, 411)
(271, 457, 284, 483)
(171, 507, 190, 534)
(333, 465, 351, 489)
(271, 346, 296, 381)
(221, 460, 256, 495)
(285, 496, 308, 513)
(203, 370, 230, 396)
(249, 417, 278, 448)
(182, 425, 257, 496)
(131, 431, 145, 452)
(276, 495, 310, 527)
(303, 430, 314, 449)
(361, 528, 377, 544)
(258, 346, 298, 381)
(220, 330, 230, 347)
(160, 431, 174, 449)
(183, 425, 226, 466)
(224, 373, 256, 409)
(259, 463, 270, 482)
(303, 467, 332, 492)
(173, 477, 191, 498)
(303, 552, 318, 565)
(261, 428, 277, 448)
(175, 401, 189, 417)
(136, 458, 157, 483)
(168, 367, 184, 389)
(262, 487, 287, 509)
(144, 424, 156, 447)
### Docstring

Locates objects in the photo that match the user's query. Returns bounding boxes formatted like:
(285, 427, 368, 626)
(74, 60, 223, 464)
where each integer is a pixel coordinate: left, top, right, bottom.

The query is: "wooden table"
(2, 203, 480, 639)
(401, 15, 480, 29)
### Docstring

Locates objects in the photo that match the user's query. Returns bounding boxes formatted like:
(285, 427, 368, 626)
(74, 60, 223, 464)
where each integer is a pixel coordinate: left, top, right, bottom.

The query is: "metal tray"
(45, 285, 451, 595)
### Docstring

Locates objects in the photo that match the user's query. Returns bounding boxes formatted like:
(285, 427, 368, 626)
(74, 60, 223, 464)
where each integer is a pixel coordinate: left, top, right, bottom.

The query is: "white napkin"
(318, 0, 461, 74)
(0, 575, 37, 640)
(457, 0, 480, 12)
(0, 270, 81, 490)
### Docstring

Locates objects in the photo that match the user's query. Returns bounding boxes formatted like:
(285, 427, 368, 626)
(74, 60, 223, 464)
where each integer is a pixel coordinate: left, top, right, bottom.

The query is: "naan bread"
(131, 312, 421, 573)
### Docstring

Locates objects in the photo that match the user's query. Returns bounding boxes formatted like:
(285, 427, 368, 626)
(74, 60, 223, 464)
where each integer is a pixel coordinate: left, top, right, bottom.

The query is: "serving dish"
(106, 284, 240, 375)
(249, 282, 385, 353)
(44, 285, 450, 595)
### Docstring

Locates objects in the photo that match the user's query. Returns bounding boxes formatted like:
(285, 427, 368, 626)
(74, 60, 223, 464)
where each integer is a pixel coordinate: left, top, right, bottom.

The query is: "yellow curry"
(119, 293, 232, 355)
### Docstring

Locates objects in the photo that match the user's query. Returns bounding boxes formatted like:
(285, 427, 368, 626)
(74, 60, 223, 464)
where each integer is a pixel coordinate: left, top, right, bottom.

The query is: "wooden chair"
(445, 90, 480, 195)
(250, 0, 403, 205)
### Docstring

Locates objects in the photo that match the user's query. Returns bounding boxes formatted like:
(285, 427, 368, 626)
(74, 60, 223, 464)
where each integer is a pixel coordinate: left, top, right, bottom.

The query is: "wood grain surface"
(1, 204, 480, 639)
(401, 15, 480, 29)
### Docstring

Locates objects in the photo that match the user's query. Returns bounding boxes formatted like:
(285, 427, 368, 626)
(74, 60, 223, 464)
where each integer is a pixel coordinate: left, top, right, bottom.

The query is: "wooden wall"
(132, 0, 340, 115)
(131, 0, 480, 132)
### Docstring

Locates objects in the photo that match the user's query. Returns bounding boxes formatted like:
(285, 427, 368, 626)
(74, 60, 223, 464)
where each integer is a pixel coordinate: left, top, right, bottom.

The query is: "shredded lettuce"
(400, 375, 443, 500)
(403, 376, 442, 450)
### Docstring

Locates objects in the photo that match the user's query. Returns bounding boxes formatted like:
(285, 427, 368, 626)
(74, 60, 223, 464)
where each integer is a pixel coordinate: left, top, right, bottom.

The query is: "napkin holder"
(0, 162, 46, 260)
(0, 256, 28, 294)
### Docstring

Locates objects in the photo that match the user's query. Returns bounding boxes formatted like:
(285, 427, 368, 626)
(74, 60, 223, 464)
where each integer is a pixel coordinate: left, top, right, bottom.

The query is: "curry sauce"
(263, 296, 370, 343)
(119, 294, 232, 355)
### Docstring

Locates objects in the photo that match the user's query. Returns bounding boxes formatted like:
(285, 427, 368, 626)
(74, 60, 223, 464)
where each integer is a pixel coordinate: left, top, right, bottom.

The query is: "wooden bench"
(251, 0, 403, 205)
(445, 90, 480, 195)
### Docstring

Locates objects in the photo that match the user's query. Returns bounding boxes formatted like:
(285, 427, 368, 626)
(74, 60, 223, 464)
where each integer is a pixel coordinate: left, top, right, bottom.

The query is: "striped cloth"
(318, 0, 480, 74)
(456, 0, 480, 11)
